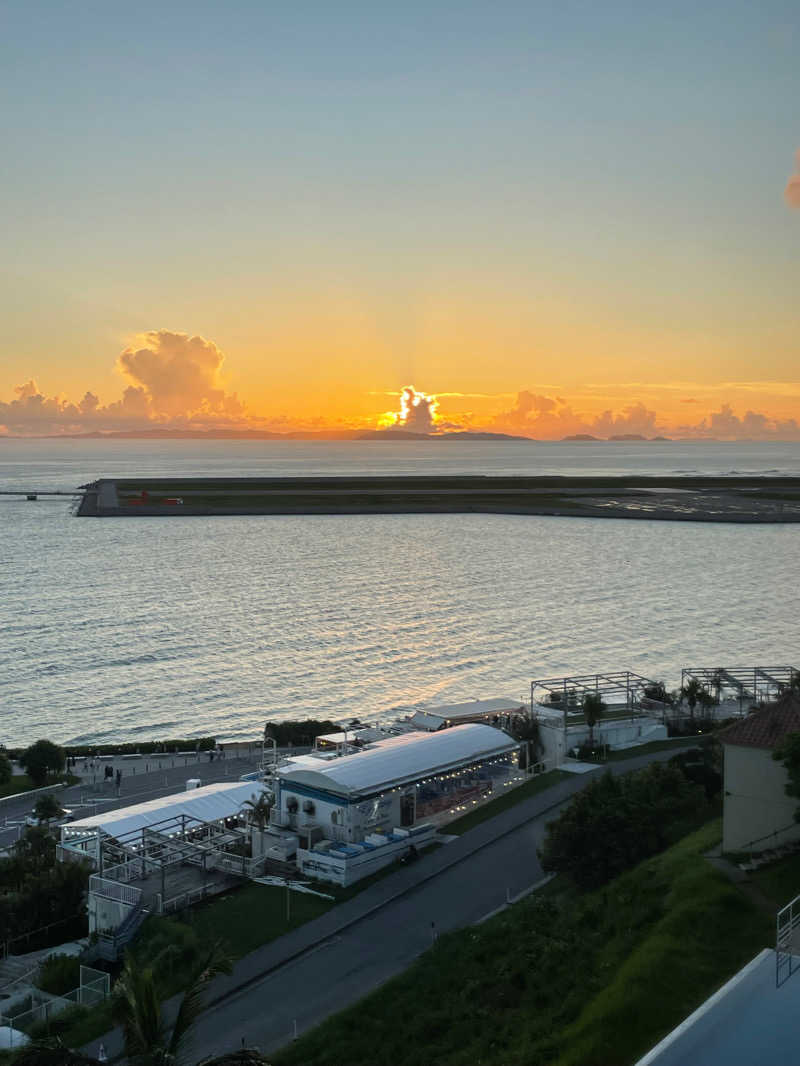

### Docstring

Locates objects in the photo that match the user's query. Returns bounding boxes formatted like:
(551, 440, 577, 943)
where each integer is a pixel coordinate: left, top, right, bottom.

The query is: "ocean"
(1, 438, 798, 747)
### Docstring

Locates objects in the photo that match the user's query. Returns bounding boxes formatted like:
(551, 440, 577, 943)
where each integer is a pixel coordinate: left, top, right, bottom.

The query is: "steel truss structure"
(681, 666, 799, 710)
(530, 671, 660, 716)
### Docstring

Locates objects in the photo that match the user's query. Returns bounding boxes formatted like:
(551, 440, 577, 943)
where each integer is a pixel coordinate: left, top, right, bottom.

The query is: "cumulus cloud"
(0, 329, 249, 435)
(489, 391, 800, 441)
(786, 149, 800, 208)
(392, 386, 439, 433)
(118, 330, 244, 418)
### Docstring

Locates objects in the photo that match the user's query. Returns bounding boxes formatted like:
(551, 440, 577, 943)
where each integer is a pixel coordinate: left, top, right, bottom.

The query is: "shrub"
(539, 763, 707, 890)
(0, 752, 12, 786)
(36, 953, 81, 996)
(18, 740, 65, 786)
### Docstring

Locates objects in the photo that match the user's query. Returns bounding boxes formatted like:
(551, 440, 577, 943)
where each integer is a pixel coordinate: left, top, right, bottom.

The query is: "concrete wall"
(88, 894, 133, 936)
(537, 718, 667, 765)
(723, 744, 800, 853)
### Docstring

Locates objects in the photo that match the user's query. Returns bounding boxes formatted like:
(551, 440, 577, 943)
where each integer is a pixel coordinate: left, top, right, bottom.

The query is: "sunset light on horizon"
(1, 2, 798, 440)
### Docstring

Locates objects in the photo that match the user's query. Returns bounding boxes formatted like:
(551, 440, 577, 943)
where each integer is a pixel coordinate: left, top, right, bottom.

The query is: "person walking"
(97, 1043, 107, 1062)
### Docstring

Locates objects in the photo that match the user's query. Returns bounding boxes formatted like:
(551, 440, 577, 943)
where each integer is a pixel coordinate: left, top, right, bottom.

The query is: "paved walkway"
(86, 743, 696, 1061)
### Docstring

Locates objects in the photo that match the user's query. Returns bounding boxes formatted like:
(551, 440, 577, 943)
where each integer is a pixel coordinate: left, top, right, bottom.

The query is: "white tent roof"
(277, 724, 516, 799)
(423, 697, 526, 722)
(62, 780, 263, 841)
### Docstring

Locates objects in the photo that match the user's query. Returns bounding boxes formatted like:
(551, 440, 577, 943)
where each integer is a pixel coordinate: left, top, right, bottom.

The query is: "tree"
(0, 750, 12, 786)
(681, 678, 703, 725)
(242, 791, 274, 830)
(773, 732, 800, 822)
(19, 739, 65, 786)
(582, 692, 606, 750)
(539, 764, 706, 890)
(508, 715, 542, 770)
(33, 793, 64, 824)
(113, 941, 231, 1065)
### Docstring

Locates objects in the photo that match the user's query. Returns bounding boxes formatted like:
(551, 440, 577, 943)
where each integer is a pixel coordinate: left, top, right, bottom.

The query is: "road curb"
(0, 781, 67, 807)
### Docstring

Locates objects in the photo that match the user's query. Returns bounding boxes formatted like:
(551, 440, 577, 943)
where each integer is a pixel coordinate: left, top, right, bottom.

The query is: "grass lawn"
(445, 770, 571, 835)
(0, 772, 77, 799)
(603, 737, 703, 761)
(275, 819, 773, 1066)
(187, 882, 334, 960)
(748, 851, 800, 909)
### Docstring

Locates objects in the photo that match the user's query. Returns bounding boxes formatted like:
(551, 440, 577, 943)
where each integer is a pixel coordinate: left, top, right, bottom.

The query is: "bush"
(539, 763, 707, 890)
(18, 740, 65, 786)
(36, 953, 81, 996)
(0, 752, 11, 786)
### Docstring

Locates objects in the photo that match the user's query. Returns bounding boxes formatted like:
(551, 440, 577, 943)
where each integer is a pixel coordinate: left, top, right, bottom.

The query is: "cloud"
(489, 391, 800, 441)
(118, 330, 244, 418)
(392, 386, 439, 433)
(785, 149, 800, 208)
(701, 403, 800, 440)
(0, 329, 248, 435)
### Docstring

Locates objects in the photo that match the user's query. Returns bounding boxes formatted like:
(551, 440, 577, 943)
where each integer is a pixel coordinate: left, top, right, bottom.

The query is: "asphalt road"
(189, 811, 552, 1059)
(182, 747, 695, 1062)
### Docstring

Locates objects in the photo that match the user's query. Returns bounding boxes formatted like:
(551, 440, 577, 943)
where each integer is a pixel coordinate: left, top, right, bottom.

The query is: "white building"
(409, 697, 526, 732)
(720, 695, 800, 853)
(274, 724, 519, 842)
(272, 724, 519, 885)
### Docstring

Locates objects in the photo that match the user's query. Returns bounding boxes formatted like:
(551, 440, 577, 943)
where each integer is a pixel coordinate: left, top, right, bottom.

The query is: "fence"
(89, 874, 142, 907)
(776, 893, 800, 987)
(0, 965, 110, 1038)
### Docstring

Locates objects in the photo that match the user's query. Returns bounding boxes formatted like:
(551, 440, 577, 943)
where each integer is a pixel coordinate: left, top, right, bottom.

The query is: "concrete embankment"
(76, 474, 800, 522)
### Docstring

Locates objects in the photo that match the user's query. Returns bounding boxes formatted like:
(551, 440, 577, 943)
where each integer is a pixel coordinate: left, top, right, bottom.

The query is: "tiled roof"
(720, 694, 800, 750)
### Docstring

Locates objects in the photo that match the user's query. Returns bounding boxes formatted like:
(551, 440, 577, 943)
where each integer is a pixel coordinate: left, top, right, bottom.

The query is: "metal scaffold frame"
(681, 666, 799, 712)
(530, 671, 660, 715)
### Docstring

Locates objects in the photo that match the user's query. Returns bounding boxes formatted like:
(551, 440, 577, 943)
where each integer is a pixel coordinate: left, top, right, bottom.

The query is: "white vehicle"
(25, 807, 74, 827)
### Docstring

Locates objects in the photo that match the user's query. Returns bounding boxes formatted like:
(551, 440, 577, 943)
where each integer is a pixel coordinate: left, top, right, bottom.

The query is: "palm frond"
(166, 940, 232, 1063)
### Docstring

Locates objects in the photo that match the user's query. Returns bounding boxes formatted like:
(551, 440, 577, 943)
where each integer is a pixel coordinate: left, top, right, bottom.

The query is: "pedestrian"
(97, 1043, 107, 1062)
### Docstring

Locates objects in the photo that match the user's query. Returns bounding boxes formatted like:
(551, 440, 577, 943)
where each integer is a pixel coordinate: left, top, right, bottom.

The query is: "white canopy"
(62, 780, 263, 842)
(277, 724, 516, 799)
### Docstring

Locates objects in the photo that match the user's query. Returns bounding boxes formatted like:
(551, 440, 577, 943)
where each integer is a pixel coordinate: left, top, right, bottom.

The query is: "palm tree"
(242, 791, 274, 831)
(582, 692, 606, 750)
(508, 715, 542, 771)
(113, 941, 231, 1066)
(681, 678, 703, 725)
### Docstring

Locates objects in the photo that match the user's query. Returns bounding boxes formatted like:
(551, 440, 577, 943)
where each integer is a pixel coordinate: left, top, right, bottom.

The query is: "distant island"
(33, 427, 536, 443)
(562, 434, 673, 442)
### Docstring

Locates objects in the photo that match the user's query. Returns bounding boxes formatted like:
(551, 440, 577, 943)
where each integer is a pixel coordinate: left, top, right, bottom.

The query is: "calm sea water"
(1, 438, 798, 746)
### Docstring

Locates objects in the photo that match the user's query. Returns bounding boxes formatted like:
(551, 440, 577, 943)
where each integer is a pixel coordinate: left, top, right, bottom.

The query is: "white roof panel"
(63, 781, 263, 841)
(426, 697, 525, 721)
(277, 724, 517, 798)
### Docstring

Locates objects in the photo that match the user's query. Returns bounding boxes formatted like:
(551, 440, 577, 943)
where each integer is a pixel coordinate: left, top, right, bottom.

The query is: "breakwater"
(76, 475, 800, 522)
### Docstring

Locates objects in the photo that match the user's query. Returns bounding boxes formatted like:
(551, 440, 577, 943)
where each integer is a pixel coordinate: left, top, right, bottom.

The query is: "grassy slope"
(275, 820, 772, 1066)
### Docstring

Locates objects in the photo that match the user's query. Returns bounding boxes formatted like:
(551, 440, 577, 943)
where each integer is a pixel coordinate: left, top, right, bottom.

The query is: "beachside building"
(58, 780, 266, 949)
(409, 697, 526, 732)
(720, 693, 800, 853)
(271, 724, 520, 885)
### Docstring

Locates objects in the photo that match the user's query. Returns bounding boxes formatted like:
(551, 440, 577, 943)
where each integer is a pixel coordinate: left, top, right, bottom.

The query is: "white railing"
(777, 892, 800, 986)
(89, 875, 142, 907)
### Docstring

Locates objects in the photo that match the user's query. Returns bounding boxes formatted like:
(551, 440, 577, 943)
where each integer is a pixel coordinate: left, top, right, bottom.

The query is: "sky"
(1, 0, 798, 438)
